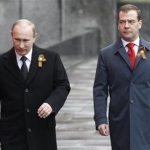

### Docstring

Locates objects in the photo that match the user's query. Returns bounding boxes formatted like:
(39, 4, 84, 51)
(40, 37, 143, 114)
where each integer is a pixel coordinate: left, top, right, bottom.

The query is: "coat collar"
(3, 48, 24, 86)
(113, 38, 150, 71)
(140, 37, 150, 51)
(114, 37, 150, 54)
(114, 39, 131, 69)
(2, 44, 45, 87)
(26, 44, 42, 85)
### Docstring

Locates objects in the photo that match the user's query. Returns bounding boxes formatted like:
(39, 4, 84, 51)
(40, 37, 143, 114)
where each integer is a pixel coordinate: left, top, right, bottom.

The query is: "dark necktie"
(20, 56, 28, 79)
(127, 43, 135, 69)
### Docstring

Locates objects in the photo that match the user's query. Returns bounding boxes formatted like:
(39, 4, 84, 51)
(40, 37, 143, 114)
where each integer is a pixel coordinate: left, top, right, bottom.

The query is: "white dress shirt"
(121, 37, 140, 56)
(15, 49, 33, 71)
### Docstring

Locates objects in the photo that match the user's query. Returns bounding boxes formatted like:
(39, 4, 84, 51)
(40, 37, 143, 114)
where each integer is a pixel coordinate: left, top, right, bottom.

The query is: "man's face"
(11, 23, 36, 56)
(118, 10, 142, 42)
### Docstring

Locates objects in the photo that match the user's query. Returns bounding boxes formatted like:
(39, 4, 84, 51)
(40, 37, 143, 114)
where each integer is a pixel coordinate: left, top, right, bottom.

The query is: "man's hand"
(37, 103, 52, 118)
(97, 124, 109, 136)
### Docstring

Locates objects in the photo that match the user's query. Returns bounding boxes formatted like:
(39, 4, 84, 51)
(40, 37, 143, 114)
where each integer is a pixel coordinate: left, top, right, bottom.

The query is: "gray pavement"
(56, 56, 111, 150)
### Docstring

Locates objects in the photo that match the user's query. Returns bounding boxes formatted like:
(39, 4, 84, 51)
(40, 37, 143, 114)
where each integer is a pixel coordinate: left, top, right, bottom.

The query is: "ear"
(10, 31, 13, 37)
(139, 20, 142, 29)
(34, 32, 38, 38)
(33, 32, 38, 42)
(117, 23, 120, 32)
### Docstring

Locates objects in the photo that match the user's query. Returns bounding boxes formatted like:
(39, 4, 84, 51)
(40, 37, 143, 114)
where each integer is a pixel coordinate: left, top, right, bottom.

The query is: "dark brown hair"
(118, 4, 142, 21)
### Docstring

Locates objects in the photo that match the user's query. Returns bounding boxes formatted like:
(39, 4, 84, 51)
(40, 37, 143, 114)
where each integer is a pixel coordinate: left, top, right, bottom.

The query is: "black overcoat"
(0, 45, 70, 150)
(93, 38, 150, 150)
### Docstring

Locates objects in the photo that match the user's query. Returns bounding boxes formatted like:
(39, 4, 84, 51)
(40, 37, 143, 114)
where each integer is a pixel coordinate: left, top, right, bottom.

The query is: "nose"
(19, 41, 25, 48)
(124, 21, 129, 28)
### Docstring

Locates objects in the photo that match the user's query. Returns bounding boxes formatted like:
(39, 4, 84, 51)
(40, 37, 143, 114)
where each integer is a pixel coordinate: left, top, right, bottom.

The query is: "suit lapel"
(134, 38, 150, 69)
(26, 45, 41, 85)
(3, 48, 25, 85)
(114, 38, 150, 71)
(114, 40, 131, 69)
(119, 47, 131, 69)
(134, 54, 141, 69)
(3, 46, 46, 86)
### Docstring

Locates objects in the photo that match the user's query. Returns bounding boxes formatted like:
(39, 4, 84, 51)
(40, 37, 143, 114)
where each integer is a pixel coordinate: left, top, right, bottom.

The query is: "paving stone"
(56, 57, 111, 150)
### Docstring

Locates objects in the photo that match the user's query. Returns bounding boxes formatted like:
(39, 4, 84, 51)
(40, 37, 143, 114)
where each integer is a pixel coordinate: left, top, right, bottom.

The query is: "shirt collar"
(121, 37, 140, 47)
(15, 48, 33, 62)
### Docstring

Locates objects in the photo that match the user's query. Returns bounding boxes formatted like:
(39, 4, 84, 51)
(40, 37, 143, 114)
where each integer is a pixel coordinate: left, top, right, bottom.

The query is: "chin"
(123, 36, 133, 42)
(17, 51, 26, 56)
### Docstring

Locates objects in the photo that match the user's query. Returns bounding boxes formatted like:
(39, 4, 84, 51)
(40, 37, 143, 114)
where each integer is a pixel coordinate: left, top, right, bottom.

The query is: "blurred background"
(0, 0, 150, 150)
(0, 0, 149, 56)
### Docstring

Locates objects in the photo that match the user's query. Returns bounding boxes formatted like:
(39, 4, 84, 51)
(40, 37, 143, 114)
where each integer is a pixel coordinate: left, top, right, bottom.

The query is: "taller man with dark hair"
(93, 4, 150, 150)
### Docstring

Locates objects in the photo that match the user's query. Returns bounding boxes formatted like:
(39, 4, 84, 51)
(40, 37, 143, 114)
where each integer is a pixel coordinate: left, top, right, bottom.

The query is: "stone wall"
(0, 0, 61, 53)
(61, 0, 117, 49)
(22, 0, 61, 48)
(0, 0, 117, 54)
(49, 29, 100, 56)
(0, 0, 20, 52)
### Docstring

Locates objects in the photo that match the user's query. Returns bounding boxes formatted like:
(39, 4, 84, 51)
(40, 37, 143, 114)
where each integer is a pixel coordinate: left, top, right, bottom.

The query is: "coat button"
(25, 89, 29, 92)
(28, 128, 32, 132)
(130, 100, 134, 103)
(130, 82, 134, 85)
(26, 108, 30, 112)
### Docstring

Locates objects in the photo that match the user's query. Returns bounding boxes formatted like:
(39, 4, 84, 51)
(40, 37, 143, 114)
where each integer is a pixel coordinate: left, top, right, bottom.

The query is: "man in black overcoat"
(0, 19, 70, 150)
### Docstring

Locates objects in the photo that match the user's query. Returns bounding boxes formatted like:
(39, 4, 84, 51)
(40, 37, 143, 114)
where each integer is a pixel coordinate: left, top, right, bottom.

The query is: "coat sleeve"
(93, 51, 109, 128)
(45, 53, 70, 114)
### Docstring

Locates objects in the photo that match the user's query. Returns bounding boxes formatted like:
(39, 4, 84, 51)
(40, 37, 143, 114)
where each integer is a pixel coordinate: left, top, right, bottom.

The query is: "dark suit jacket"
(93, 38, 150, 150)
(0, 44, 70, 150)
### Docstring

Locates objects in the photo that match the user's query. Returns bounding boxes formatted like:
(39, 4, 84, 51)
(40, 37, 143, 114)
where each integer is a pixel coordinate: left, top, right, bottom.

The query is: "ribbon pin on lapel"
(38, 54, 46, 67)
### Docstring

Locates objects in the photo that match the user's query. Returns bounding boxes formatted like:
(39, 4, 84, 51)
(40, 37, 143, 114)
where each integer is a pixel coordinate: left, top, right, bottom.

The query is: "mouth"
(123, 32, 133, 36)
(17, 49, 25, 52)
(16, 49, 26, 55)
(123, 31, 130, 33)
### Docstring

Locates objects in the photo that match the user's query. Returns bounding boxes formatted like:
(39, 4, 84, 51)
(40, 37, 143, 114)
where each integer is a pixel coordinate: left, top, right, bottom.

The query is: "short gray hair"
(11, 19, 36, 37)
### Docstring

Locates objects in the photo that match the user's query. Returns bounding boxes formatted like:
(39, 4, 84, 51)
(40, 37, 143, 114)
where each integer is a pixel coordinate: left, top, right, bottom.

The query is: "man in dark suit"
(93, 4, 150, 150)
(0, 19, 70, 150)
